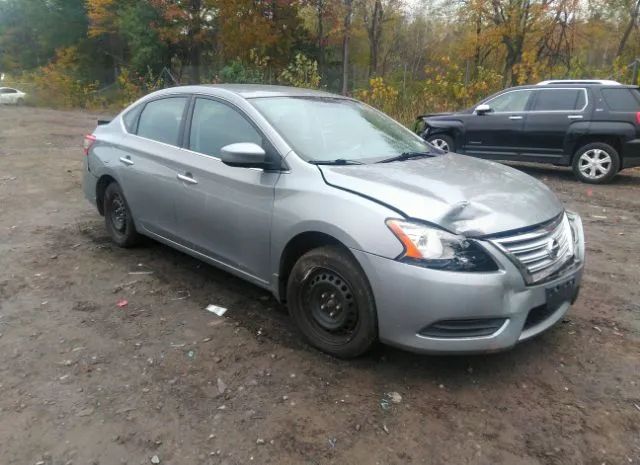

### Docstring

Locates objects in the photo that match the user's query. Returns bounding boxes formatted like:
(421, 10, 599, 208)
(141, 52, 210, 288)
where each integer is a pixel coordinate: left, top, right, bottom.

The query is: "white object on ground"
(206, 304, 227, 316)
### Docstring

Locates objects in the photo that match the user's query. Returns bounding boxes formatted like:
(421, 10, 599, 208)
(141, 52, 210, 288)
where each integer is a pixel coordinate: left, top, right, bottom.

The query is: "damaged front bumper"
(352, 212, 585, 354)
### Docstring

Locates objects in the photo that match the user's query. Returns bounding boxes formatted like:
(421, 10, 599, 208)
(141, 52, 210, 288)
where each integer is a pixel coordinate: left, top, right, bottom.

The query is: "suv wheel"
(103, 182, 141, 247)
(286, 246, 378, 358)
(426, 134, 454, 153)
(572, 142, 620, 184)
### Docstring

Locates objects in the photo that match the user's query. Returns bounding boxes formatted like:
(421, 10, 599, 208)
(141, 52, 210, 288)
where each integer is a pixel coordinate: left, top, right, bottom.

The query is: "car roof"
(152, 84, 344, 100)
(505, 83, 638, 91)
(536, 79, 622, 86)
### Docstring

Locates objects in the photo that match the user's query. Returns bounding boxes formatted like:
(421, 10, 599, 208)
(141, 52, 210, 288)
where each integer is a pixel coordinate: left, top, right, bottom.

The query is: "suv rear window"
(602, 88, 640, 111)
(532, 89, 586, 111)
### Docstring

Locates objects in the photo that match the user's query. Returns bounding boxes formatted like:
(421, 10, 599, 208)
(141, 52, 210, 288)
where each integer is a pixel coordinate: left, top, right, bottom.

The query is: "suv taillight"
(83, 134, 96, 156)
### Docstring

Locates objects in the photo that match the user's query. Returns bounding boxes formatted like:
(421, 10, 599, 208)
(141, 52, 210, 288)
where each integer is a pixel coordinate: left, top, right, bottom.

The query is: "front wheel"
(426, 134, 454, 153)
(286, 246, 378, 358)
(572, 142, 620, 184)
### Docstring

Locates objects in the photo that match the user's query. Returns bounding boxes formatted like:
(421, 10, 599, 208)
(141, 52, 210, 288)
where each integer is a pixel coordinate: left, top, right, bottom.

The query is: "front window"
(189, 98, 263, 157)
(485, 90, 534, 112)
(250, 97, 431, 163)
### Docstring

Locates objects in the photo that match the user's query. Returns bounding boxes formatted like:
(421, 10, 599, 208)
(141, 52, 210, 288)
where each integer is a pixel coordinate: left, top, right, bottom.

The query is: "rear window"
(532, 89, 586, 111)
(137, 97, 188, 145)
(602, 88, 640, 111)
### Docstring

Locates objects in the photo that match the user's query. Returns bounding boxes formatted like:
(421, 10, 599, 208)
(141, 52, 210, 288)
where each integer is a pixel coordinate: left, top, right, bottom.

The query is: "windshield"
(250, 97, 432, 163)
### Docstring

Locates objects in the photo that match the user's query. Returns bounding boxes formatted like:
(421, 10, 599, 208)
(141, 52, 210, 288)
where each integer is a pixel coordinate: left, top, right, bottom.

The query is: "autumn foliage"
(1, 0, 639, 122)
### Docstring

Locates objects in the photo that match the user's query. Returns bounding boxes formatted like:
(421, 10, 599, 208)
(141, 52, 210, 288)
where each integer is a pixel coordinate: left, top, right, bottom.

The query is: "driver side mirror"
(221, 143, 269, 169)
(475, 104, 492, 115)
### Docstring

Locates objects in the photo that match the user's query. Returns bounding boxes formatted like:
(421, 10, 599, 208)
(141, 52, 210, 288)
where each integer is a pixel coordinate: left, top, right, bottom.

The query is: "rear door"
(172, 96, 281, 283)
(117, 95, 189, 239)
(520, 87, 588, 163)
(462, 89, 534, 158)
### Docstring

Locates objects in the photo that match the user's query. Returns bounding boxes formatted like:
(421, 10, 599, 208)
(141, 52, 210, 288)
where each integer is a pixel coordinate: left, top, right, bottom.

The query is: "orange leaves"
(216, 0, 303, 64)
(86, 0, 119, 37)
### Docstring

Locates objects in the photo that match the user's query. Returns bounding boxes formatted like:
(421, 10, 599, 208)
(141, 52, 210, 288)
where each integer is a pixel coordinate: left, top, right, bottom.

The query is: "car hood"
(420, 111, 469, 119)
(418, 112, 455, 118)
(318, 154, 563, 237)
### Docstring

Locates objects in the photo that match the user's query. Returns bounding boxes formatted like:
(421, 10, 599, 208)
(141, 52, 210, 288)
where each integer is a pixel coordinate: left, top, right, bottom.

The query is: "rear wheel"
(572, 142, 620, 184)
(286, 246, 378, 358)
(103, 182, 141, 247)
(426, 134, 454, 153)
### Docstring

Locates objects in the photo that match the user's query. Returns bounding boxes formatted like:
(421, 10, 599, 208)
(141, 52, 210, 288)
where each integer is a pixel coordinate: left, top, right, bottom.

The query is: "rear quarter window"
(602, 88, 640, 111)
(122, 104, 143, 133)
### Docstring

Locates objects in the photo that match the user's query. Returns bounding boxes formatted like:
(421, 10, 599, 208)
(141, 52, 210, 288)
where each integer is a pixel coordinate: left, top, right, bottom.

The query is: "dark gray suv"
(416, 80, 640, 183)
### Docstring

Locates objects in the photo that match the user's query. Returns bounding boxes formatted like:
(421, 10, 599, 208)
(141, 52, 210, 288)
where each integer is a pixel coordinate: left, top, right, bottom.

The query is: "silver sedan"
(83, 84, 585, 358)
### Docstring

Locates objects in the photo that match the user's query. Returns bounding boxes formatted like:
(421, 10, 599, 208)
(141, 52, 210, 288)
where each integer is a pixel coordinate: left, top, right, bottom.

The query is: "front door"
(462, 89, 535, 159)
(173, 97, 280, 283)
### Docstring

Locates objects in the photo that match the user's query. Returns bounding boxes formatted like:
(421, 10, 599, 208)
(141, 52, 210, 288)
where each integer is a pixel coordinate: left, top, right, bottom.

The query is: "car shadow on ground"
(504, 161, 640, 186)
(77, 222, 562, 383)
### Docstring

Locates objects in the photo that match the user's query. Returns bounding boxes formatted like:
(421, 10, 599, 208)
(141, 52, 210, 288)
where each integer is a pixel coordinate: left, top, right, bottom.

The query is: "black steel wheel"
(287, 245, 377, 358)
(103, 182, 141, 247)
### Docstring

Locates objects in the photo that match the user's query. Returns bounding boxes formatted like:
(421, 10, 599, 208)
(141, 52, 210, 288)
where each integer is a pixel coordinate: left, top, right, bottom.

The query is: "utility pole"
(341, 0, 353, 95)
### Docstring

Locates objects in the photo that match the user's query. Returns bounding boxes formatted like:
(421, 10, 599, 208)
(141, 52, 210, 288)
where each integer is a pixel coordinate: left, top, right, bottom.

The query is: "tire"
(572, 142, 620, 184)
(286, 245, 378, 358)
(103, 182, 141, 247)
(426, 134, 455, 153)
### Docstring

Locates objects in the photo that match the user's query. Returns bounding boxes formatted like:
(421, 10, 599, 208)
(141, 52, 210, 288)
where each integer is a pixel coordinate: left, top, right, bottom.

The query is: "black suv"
(415, 80, 640, 183)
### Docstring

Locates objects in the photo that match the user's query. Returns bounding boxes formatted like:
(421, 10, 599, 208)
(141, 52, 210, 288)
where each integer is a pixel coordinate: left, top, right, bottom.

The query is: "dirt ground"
(1, 106, 639, 465)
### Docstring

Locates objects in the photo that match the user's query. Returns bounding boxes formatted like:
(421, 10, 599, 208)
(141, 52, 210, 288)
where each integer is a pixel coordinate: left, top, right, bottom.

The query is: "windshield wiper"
(377, 151, 434, 163)
(309, 158, 364, 165)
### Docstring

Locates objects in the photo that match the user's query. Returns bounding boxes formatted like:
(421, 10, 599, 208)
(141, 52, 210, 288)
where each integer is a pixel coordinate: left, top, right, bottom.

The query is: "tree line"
(1, 0, 639, 119)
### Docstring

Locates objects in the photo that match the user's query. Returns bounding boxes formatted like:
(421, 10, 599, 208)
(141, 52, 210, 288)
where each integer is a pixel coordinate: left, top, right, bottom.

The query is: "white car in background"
(0, 87, 27, 105)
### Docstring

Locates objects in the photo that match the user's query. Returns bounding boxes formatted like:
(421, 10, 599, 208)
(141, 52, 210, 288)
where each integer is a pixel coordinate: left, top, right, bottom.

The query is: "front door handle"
(119, 156, 134, 166)
(568, 115, 583, 119)
(508, 115, 523, 120)
(177, 173, 198, 185)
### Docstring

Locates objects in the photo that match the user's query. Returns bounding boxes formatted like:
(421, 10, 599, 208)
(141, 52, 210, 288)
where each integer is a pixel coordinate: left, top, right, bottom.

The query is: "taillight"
(83, 134, 97, 156)
(636, 112, 640, 125)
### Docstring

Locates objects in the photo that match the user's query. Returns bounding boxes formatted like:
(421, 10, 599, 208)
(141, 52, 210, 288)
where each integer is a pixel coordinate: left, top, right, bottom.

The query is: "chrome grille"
(490, 214, 575, 284)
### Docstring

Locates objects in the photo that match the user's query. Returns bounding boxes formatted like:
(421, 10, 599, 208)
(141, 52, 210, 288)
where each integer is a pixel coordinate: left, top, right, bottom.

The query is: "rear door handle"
(177, 173, 198, 185)
(568, 115, 583, 119)
(119, 156, 134, 166)
(508, 115, 523, 120)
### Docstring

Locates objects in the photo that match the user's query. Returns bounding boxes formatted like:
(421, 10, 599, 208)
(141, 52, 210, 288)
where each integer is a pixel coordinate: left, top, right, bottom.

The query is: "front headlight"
(386, 219, 498, 272)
